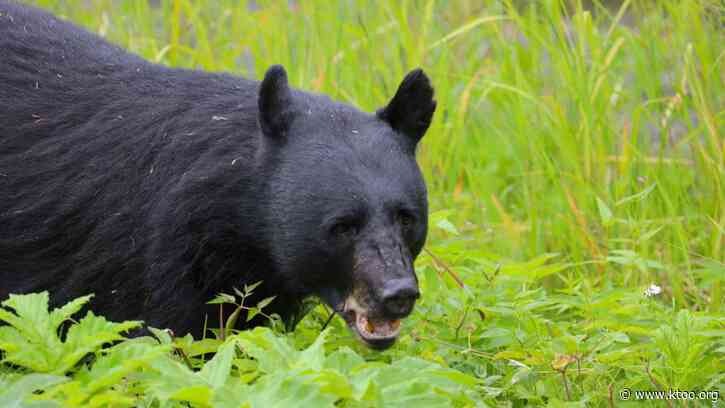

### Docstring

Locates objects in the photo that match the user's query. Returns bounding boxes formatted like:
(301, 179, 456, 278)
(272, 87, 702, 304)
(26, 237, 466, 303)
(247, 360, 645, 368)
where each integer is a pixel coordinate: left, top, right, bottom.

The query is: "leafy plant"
(0, 292, 140, 374)
(0, 294, 484, 407)
(206, 281, 281, 340)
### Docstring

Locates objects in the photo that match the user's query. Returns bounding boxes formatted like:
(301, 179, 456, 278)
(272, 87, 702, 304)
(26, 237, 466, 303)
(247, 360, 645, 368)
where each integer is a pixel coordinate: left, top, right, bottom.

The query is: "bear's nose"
(381, 278, 420, 318)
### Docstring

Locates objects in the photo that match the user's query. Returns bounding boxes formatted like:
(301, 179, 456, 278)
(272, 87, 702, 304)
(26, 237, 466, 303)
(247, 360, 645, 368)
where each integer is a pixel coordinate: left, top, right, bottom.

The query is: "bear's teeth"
(356, 315, 401, 338)
(366, 320, 375, 333)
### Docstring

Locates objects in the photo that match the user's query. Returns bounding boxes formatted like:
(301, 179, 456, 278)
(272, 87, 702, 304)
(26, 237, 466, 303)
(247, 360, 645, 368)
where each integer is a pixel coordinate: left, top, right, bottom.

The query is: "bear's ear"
(377, 68, 436, 146)
(258, 65, 295, 137)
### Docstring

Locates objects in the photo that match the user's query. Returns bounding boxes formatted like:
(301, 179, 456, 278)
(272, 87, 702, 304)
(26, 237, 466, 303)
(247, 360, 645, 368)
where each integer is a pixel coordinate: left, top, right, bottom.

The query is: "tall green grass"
(35, 0, 723, 308)
(5, 0, 724, 406)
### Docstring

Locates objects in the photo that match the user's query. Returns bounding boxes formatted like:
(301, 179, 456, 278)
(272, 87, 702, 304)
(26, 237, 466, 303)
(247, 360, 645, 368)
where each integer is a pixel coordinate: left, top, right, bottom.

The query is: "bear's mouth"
(354, 313, 401, 343)
(339, 296, 402, 350)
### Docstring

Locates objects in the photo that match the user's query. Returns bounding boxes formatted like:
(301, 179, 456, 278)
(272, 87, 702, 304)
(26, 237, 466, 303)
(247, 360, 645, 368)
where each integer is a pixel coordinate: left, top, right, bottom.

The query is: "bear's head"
(258, 65, 435, 349)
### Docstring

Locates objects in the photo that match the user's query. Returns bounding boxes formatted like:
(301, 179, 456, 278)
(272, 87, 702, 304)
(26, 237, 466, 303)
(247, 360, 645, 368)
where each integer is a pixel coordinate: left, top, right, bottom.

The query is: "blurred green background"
(34, 0, 723, 307)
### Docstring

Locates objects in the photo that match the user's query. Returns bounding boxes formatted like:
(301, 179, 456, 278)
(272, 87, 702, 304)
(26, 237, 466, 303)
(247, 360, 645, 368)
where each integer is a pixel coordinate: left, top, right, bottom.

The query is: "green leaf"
(207, 293, 236, 305)
(244, 372, 338, 408)
(295, 329, 328, 371)
(225, 305, 244, 337)
(479, 327, 512, 338)
(72, 339, 171, 396)
(638, 225, 664, 242)
(48, 295, 94, 332)
(595, 197, 613, 226)
(148, 327, 173, 345)
(244, 281, 263, 295)
(234, 328, 297, 373)
(57, 312, 141, 374)
(0, 292, 53, 344)
(430, 210, 460, 235)
(256, 296, 276, 310)
(182, 338, 224, 358)
(324, 347, 365, 374)
(199, 340, 237, 389)
(145, 357, 212, 405)
(246, 307, 260, 323)
(0, 325, 55, 372)
(615, 183, 657, 206)
(0, 374, 68, 408)
(609, 332, 630, 344)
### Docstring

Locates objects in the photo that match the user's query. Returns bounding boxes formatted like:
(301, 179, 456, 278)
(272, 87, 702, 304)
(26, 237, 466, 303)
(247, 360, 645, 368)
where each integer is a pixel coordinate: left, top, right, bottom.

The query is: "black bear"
(0, 1, 435, 349)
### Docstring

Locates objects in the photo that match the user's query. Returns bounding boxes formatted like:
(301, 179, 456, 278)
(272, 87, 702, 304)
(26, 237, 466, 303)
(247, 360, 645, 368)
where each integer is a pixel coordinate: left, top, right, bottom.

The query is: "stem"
(424, 247, 465, 288)
(607, 383, 614, 408)
(561, 369, 571, 401)
(219, 304, 225, 341)
(321, 310, 336, 331)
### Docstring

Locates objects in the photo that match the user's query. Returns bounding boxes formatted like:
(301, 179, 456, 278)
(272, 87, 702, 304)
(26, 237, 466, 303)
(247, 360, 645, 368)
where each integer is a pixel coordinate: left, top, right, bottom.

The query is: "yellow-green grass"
(33, 0, 723, 308)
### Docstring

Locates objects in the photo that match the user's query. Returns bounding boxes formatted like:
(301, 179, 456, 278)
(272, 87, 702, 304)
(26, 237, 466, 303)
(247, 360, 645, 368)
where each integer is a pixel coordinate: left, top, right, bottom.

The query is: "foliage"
(0, 294, 481, 407)
(3, 0, 724, 406)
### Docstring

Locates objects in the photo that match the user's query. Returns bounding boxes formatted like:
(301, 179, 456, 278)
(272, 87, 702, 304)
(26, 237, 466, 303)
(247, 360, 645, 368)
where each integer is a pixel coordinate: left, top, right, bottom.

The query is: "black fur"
(0, 1, 436, 341)
(258, 65, 295, 139)
(377, 68, 437, 146)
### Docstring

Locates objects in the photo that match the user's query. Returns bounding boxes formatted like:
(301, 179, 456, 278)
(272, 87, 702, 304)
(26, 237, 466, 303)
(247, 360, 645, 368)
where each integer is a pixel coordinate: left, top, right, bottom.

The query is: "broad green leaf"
(148, 327, 173, 344)
(76, 340, 171, 395)
(234, 328, 297, 373)
(57, 313, 141, 374)
(296, 329, 328, 371)
(244, 372, 337, 408)
(0, 374, 67, 408)
(145, 357, 211, 405)
(48, 295, 94, 331)
(0, 292, 53, 343)
(324, 347, 365, 374)
(199, 340, 237, 388)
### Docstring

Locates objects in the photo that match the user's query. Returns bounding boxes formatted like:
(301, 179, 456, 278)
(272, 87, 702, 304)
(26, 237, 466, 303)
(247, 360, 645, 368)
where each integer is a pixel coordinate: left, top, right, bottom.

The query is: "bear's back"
(0, 1, 263, 319)
(0, 1, 143, 74)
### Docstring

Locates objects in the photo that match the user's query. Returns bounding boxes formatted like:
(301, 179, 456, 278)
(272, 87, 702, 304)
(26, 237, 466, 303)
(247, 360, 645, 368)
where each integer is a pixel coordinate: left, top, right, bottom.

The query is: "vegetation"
(2, 0, 723, 406)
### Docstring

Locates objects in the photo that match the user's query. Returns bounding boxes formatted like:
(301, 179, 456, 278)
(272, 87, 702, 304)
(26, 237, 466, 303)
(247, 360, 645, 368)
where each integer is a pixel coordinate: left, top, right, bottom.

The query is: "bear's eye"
(330, 221, 359, 239)
(396, 210, 415, 228)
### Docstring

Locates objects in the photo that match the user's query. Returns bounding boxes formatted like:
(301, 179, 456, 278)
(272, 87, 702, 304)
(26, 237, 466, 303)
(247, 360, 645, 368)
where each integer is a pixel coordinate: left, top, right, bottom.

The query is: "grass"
(1, 0, 724, 406)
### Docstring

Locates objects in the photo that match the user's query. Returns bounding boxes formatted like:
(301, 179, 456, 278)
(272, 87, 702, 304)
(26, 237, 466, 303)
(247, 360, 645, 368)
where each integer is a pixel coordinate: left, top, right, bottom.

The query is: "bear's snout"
(380, 277, 419, 318)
